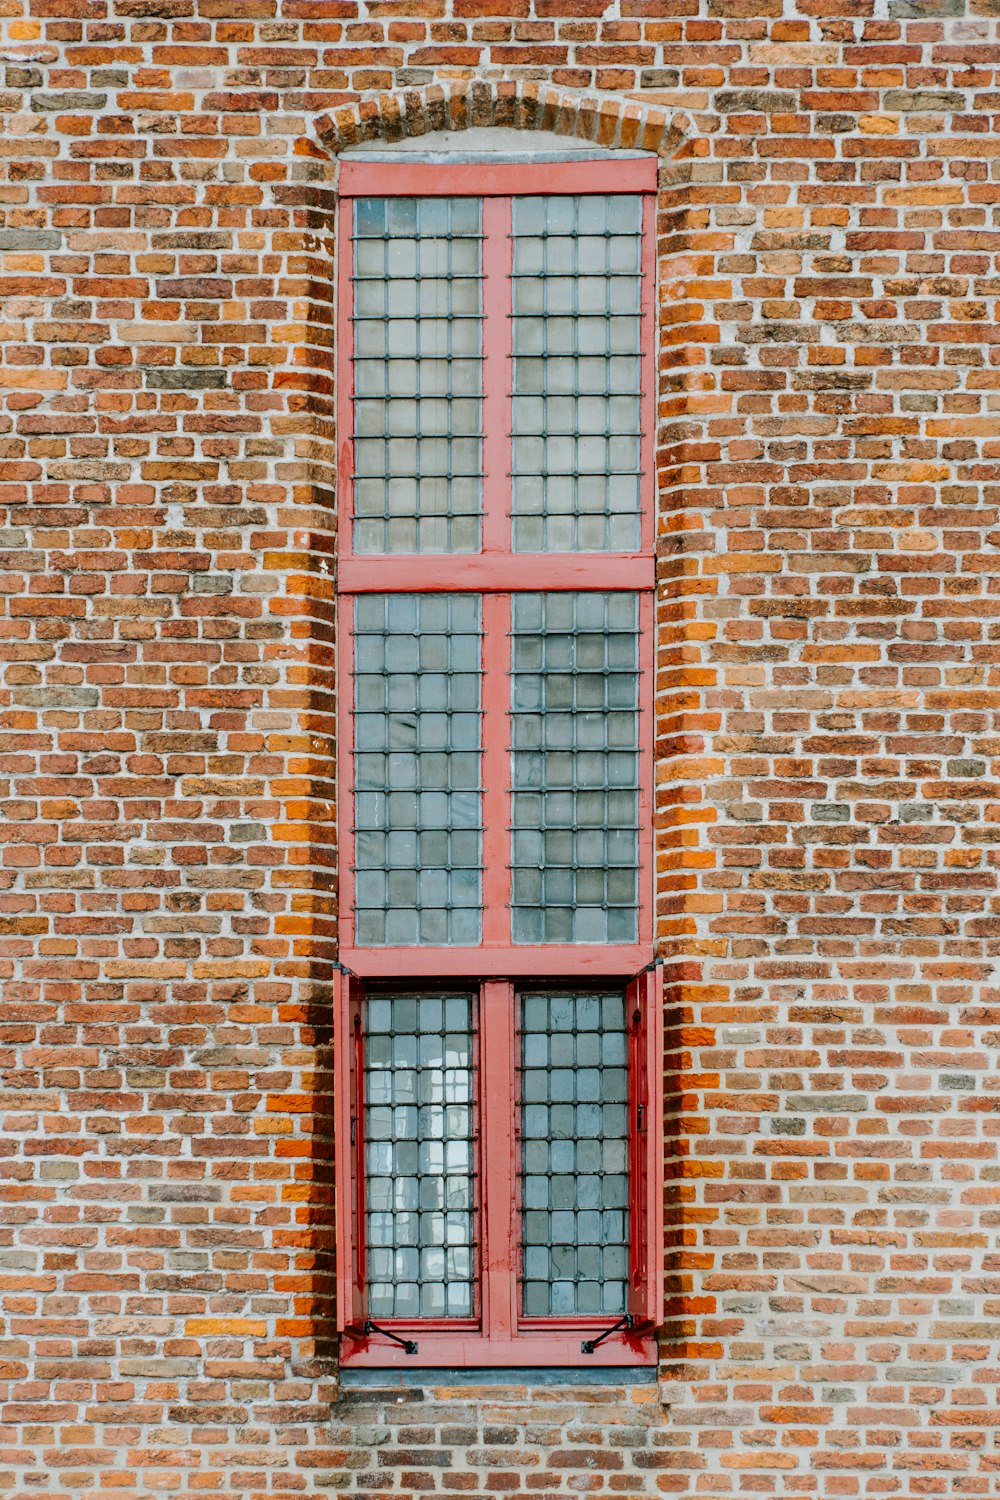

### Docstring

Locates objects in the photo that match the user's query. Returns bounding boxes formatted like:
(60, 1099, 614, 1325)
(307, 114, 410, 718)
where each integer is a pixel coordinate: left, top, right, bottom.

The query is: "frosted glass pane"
(352, 196, 483, 553)
(354, 594, 482, 946)
(365, 991, 475, 1319)
(510, 592, 639, 944)
(519, 989, 629, 1318)
(511, 196, 643, 552)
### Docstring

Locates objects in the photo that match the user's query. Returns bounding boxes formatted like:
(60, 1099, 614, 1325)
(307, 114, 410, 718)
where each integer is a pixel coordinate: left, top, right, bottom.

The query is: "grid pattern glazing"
(519, 990, 629, 1317)
(510, 592, 639, 944)
(353, 594, 482, 945)
(352, 197, 482, 554)
(365, 992, 476, 1319)
(511, 195, 643, 553)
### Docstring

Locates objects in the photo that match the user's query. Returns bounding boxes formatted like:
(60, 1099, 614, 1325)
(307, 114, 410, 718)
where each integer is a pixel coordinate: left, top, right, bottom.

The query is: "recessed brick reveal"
(1, 12, 999, 1500)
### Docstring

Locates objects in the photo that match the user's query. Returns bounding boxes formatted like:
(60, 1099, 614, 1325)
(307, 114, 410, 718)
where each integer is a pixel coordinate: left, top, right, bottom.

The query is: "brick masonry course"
(1, 3, 1000, 1498)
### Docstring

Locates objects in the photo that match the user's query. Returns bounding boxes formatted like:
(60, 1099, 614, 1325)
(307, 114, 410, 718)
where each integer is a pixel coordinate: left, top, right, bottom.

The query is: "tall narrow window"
(335, 153, 662, 1367)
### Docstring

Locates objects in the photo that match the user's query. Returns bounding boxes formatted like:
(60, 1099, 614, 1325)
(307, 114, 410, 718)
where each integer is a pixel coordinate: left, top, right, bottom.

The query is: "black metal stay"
(581, 1313, 633, 1354)
(362, 1319, 418, 1355)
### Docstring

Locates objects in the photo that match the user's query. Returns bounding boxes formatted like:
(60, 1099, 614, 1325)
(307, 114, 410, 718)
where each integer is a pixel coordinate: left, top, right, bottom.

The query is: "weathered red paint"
(337, 158, 658, 198)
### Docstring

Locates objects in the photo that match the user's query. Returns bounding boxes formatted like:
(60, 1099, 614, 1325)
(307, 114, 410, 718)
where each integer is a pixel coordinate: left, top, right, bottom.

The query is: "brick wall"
(337, 1372, 665, 1494)
(2, 2, 1000, 1496)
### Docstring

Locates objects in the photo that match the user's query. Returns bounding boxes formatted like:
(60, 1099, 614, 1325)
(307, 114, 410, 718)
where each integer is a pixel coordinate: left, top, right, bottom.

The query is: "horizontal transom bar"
(338, 554, 655, 593)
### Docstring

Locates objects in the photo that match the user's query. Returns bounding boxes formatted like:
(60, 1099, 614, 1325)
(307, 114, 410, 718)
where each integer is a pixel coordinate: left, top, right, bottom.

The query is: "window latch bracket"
(361, 1319, 418, 1355)
(581, 1313, 633, 1354)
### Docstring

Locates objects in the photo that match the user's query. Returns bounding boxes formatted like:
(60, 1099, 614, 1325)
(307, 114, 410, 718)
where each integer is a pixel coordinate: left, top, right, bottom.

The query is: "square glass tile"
(510, 592, 639, 944)
(365, 991, 476, 1319)
(511, 195, 643, 553)
(354, 593, 482, 945)
(519, 990, 629, 1317)
(352, 196, 483, 554)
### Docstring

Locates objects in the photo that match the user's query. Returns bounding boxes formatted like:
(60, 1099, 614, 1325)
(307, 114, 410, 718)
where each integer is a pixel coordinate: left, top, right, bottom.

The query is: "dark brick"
(145, 368, 228, 389)
(30, 90, 107, 110)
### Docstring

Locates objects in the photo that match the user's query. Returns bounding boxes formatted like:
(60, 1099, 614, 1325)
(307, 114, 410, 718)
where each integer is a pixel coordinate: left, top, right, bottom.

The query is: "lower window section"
(339, 972, 660, 1366)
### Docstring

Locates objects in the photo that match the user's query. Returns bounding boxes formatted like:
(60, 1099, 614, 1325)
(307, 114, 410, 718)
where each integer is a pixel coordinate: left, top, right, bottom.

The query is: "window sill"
(339, 1364, 658, 1388)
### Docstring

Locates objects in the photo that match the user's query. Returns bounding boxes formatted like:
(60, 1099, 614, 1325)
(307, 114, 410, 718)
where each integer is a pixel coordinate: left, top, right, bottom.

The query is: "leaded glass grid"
(353, 593, 482, 946)
(519, 990, 629, 1317)
(510, 591, 640, 945)
(511, 195, 643, 553)
(352, 196, 483, 554)
(365, 992, 477, 1319)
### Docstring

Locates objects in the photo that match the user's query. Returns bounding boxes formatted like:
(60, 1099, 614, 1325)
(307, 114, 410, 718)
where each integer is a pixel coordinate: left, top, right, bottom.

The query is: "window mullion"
(480, 194, 513, 951)
(481, 591, 511, 944)
(481, 194, 512, 556)
(479, 978, 517, 1342)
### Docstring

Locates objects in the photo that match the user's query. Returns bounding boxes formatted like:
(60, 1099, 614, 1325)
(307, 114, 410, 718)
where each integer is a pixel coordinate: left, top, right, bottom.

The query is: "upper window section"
(336, 157, 656, 972)
(342, 167, 651, 563)
(352, 197, 483, 554)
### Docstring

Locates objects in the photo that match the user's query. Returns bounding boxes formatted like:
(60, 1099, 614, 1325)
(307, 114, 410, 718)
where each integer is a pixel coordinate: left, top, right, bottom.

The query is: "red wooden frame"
(334, 158, 661, 1366)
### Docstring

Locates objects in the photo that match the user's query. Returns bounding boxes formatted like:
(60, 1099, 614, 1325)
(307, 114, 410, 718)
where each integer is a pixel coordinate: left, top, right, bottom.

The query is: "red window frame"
(333, 156, 662, 1366)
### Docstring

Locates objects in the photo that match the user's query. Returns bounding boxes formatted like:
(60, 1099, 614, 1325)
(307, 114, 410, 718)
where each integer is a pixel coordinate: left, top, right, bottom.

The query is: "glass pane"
(511, 195, 643, 553)
(352, 197, 483, 554)
(354, 594, 482, 945)
(519, 990, 629, 1318)
(365, 991, 476, 1319)
(510, 592, 639, 944)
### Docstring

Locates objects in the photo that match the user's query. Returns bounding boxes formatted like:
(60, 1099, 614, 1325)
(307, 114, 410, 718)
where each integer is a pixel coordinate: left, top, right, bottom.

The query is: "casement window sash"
(334, 967, 663, 1368)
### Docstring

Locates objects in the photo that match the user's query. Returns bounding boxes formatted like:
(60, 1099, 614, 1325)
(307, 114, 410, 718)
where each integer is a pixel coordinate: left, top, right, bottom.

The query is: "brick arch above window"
(312, 80, 692, 163)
